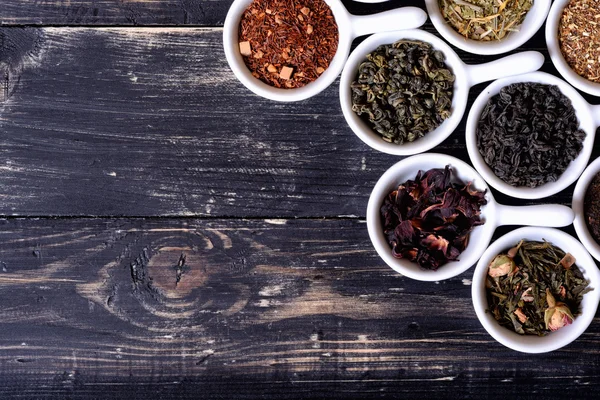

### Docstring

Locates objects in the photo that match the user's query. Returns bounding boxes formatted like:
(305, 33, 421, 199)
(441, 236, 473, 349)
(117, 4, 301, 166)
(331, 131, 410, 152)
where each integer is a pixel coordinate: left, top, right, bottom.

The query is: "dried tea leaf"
(380, 165, 486, 270)
(559, 0, 600, 83)
(476, 83, 585, 188)
(239, 0, 338, 89)
(439, 0, 533, 41)
(584, 172, 600, 245)
(485, 240, 591, 336)
(351, 40, 455, 145)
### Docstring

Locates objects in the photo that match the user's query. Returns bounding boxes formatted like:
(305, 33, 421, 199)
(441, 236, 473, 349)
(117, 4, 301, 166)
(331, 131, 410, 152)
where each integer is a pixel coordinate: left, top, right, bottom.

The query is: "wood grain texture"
(1, 0, 409, 26)
(3, 1, 600, 397)
(0, 0, 232, 26)
(0, 25, 593, 217)
(0, 218, 599, 398)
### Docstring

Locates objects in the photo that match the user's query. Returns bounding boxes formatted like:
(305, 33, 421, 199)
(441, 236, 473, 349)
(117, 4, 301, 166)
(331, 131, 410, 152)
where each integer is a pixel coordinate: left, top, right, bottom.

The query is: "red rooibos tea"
(238, 0, 339, 89)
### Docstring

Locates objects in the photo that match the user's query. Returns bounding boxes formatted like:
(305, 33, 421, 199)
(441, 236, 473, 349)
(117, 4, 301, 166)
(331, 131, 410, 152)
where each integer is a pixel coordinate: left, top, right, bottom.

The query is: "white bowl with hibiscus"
(471, 227, 600, 353)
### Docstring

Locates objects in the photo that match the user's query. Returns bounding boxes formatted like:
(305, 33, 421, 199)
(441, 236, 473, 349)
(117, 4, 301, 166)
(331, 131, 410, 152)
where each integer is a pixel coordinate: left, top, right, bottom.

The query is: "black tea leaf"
(476, 82, 585, 188)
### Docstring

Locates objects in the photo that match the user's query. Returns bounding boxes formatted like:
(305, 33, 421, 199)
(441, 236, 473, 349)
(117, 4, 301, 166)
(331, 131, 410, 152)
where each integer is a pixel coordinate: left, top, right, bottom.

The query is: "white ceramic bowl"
(367, 153, 574, 281)
(472, 227, 600, 353)
(223, 0, 427, 102)
(339, 29, 544, 156)
(466, 72, 600, 200)
(573, 157, 600, 263)
(425, 0, 551, 55)
(546, 0, 600, 97)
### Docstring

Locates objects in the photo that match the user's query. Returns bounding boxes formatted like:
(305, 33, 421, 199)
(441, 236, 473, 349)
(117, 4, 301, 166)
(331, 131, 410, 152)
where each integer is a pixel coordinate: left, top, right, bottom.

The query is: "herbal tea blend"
(486, 240, 591, 336)
(584, 172, 600, 244)
(559, 0, 600, 83)
(476, 82, 585, 188)
(380, 165, 486, 270)
(238, 0, 339, 89)
(439, 0, 533, 41)
(351, 40, 455, 145)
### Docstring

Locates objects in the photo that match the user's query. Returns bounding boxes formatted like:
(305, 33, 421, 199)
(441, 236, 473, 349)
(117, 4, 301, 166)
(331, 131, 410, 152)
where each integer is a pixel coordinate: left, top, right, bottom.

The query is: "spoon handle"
(464, 51, 545, 87)
(494, 204, 574, 228)
(349, 7, 427, 38)
(590, 104, 600, 128)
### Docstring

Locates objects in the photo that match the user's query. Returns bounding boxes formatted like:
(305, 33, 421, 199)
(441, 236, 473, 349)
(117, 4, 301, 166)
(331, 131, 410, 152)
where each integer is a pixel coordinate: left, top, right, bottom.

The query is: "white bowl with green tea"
(366, 154, 574, 282)
(339, 29, 544, 156)
(426, 0, 551, 55)
(472, 227, 600, 353)
(425, 0, 551, 55)
(546, 0, 600, 97)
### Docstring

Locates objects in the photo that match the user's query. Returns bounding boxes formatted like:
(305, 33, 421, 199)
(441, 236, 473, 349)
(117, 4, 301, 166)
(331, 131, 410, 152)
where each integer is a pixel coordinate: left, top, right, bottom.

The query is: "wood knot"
(0, 27, 44, 103)
(148, 247, 208, 299)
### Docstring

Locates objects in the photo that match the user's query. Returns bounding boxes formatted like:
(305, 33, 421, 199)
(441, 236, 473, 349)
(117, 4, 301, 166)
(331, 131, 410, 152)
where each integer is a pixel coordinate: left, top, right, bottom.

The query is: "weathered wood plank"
(0, 218, 598, 398)
(0, 26, 591, 217)
(0, 0, 406, 26)
(0, 0, 232, 26)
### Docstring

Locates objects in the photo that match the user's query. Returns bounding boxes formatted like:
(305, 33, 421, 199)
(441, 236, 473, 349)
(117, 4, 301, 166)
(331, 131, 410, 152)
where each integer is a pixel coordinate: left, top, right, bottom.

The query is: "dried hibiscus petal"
(380, 165, 487, 270)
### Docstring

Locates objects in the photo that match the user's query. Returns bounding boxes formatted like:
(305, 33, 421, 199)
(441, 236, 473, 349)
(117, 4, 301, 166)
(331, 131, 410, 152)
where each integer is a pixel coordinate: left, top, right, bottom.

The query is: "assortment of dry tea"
(380, 166, 486, 270)
(238, 0, 338, 88)
(486, 240, 591, 335)
(350, 40, 455, 144)
(439, 0, 533, 41)
(584, 172, 600, 244)
(232, 0, 598, 345)
(476, 82, 585, 188)
(559, 0, 600, 83)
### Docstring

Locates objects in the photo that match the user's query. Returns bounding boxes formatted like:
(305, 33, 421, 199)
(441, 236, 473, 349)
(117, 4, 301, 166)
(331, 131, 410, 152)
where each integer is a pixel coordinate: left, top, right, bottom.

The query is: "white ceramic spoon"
(223, 0, 427, 102)
(340, 29, 544, 156)
(425, 0, 551, 55)
(466, 71, 600, 200)
(367, 153, 574, 282)
(472, 226, 600, 353)
(546, 0, 600, 97)
(573, 157, 600, 263)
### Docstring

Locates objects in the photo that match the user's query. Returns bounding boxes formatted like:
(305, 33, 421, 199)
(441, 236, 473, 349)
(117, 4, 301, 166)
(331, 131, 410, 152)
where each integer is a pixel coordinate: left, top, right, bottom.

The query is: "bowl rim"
(222, 0, 353, 102)
(545, 0, 600, 97)
(366, 153, 498, 282)
(339, 29, 470, 156)
(573, 157, 600, 263)
(465, 71, 596, 200)
(424, 0, 551, 55)
(471, 226, 600, 353)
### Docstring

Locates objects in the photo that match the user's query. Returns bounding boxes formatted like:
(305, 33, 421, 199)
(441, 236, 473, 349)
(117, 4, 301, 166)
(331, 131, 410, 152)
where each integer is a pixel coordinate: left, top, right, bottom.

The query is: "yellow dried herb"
(439, 0, 533, 41)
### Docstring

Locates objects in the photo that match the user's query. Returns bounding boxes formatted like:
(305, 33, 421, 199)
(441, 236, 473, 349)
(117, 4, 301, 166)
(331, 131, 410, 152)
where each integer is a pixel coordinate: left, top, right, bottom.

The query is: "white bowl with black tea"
(572, 157, 600, 263)
(366, 153, 574, 282)
(472, 227, 600, 353)
(425, 0, 551, 55)
(339, 29, 544, 156)
(546, 0, 600, 97)
(465, 71, 599, 200)
(223, 0, 427, 102)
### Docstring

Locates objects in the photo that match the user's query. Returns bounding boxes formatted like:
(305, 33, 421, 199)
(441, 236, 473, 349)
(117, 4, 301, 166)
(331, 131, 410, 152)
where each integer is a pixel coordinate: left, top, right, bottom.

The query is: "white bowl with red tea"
(465, 72, 600, 200)
(472, 227, 600, 353)
(223, 0, 427, 102)
(546, 0, 600, 97)
(425, 0, 551, 55)
(573, 157, 600, 263)
(339, 29, 544, 156)
(366, 153, 574, 281)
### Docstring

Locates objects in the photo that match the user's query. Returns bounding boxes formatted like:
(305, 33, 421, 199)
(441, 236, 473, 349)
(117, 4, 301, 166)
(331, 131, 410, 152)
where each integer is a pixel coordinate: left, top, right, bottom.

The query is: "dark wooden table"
(2, 1, 600, 398)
